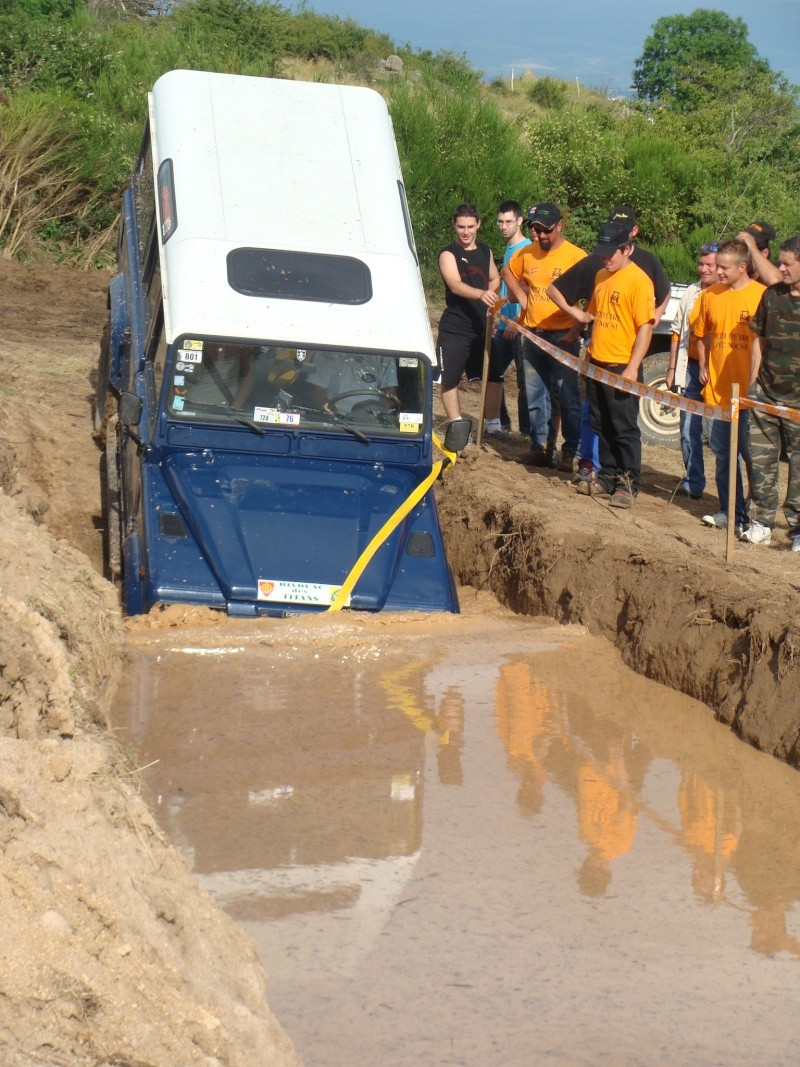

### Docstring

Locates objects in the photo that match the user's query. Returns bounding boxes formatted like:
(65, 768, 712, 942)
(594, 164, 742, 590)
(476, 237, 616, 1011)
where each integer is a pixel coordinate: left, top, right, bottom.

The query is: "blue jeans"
(578, 399, 600, 469)
(709, 411, 750, 527)
(491, 329, 530, 434)
(680, 359, 706, 496)
(521, 331, 581, 455)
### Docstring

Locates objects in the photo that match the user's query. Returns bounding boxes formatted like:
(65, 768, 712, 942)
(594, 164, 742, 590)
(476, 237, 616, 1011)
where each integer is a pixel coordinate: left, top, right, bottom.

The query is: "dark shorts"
(437, 330, 485, 390)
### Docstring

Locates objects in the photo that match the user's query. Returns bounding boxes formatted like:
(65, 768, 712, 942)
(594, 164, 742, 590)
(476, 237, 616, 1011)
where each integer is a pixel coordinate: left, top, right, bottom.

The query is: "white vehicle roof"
(149, 69, 435, 362)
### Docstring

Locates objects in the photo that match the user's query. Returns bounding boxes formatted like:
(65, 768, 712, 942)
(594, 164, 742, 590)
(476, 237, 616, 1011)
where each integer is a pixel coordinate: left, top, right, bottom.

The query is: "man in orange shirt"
(503, 202, 587, 469)
(564, 221, 655, 508)
(693, 238, 766, 534)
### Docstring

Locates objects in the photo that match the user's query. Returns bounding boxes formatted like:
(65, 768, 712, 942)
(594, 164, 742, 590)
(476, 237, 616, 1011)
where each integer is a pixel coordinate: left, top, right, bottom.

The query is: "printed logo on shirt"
(610, 291, 621, 304)
(739, 311, 751, 322)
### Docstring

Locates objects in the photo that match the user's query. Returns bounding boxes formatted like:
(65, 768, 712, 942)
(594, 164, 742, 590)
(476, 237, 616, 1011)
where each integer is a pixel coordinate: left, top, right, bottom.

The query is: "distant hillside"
(1, 0, 798, 286)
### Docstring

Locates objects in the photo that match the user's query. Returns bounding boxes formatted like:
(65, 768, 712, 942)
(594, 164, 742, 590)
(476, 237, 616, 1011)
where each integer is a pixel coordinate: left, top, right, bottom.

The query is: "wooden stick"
(725, 383, 740, 564)
(475, 309, 494, 448)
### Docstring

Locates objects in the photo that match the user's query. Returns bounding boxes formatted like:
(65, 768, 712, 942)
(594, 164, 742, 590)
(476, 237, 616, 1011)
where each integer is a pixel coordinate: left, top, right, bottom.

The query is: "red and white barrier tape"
(499, 313, 800, 427)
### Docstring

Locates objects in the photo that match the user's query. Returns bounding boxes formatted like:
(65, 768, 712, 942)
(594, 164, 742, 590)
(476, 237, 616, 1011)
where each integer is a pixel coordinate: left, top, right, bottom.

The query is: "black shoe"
(529, 446, 552, 467)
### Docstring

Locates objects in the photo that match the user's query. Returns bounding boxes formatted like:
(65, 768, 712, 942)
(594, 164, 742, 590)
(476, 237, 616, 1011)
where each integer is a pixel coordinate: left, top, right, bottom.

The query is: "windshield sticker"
(257, 579, 351, 607)
(182, 339, 203, 351)
(399, 357, 419, 368)
(399, 412, 423, 423)
(253, 406, 301, 427)
(173, 375, 185, 386)
(178, 349, 203, 363)
(172, 396, 185, 411)
(296, 349, 307, 362)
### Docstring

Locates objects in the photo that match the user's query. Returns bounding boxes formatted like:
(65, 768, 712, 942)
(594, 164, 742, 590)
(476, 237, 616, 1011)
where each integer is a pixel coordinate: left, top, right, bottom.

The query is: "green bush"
(526, 77, 568, 111)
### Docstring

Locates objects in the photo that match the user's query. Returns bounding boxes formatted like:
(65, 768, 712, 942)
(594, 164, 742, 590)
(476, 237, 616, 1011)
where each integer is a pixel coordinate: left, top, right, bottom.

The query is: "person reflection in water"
(677, 770, 740, 904)
(435, 687, 464, 786)
(575, 740, 638, 897)
(493, 662, 557, 817)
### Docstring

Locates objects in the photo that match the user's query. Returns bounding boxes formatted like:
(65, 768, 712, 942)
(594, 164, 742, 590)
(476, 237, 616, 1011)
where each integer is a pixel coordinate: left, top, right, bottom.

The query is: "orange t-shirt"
(587, 260, 655, 365)
(691, 280, 766, 405)
(507, 239, 587, 331)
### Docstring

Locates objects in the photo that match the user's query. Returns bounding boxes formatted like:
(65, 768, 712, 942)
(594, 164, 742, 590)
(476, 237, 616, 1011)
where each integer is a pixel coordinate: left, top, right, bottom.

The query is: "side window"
(133, 126, 155, 269)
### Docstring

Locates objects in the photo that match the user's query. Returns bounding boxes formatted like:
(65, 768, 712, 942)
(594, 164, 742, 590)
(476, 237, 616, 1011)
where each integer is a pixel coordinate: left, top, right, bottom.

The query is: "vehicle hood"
(162, 450, 417, 609)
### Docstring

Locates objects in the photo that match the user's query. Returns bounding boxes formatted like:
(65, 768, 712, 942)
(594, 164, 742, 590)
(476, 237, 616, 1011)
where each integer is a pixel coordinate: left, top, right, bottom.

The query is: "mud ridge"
(437, 450, 800, 769)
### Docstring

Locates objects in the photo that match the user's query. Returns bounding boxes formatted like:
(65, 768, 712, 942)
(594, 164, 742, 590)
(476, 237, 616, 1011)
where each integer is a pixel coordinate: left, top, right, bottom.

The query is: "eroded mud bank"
(437, 452, 800, 768)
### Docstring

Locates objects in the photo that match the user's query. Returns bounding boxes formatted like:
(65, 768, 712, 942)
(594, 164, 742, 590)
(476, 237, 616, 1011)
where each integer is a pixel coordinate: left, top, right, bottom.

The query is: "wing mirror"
(119, 390, 143, 428)
(443, 417, 472, 454)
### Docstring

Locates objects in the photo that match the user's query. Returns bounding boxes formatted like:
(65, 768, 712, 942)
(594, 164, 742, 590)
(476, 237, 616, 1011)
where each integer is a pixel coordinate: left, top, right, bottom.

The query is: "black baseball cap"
(607, 204, 636, 228)
(527, 202, 562, 228)
(744, 220, 776, 250)
(593, 221, 632, 256)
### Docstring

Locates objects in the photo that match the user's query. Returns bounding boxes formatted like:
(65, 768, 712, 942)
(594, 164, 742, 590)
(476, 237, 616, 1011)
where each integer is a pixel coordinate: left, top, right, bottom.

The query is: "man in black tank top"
(436, 203, 500, 420)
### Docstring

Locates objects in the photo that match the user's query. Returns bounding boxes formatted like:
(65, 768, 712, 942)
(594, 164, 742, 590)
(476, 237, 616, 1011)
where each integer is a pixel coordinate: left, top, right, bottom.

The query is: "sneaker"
(558, 451, 576, 474)
(484, 425, 510, 439)
(575, 471, 607, 496)
(610, 488, 634, 509)
(572, 461, 595, 486)
(740, 520, 772, 545)
(701, 511, 727, 529)
(792, 535, 800, 553)
(701, 512, 744, 537)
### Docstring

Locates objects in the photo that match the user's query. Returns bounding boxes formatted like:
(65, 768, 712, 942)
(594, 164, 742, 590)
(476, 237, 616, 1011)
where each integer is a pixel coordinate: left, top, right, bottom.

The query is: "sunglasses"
(700, 243, 719, 254)
(532, 223, 557, 234)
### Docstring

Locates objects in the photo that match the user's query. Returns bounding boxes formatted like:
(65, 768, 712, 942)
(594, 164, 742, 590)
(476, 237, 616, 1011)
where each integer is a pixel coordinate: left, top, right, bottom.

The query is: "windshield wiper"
(285, 403, 371, 444)
(175, 400, 267, 435)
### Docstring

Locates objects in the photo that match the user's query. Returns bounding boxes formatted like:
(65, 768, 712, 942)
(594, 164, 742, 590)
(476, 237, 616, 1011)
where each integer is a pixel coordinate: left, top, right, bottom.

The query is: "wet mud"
(113, 612, 800, 1066)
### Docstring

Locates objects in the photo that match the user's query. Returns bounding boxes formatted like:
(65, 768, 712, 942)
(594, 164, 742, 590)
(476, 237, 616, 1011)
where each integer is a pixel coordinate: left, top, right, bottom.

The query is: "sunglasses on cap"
(700, 243, 719, 254)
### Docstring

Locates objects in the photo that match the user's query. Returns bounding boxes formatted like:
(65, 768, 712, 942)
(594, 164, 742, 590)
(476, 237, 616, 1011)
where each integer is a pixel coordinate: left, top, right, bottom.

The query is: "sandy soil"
(0, 259, 302, 1066)
(1, 255, 799, 1061)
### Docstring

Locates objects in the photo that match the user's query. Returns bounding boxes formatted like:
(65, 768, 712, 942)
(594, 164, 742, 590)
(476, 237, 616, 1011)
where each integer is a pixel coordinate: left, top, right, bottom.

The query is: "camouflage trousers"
(749, 388, 800, 535)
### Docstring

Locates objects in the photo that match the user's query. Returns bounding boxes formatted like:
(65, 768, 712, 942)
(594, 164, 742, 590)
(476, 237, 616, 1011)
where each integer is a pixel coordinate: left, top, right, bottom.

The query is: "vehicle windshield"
(166, 339, 428, 437)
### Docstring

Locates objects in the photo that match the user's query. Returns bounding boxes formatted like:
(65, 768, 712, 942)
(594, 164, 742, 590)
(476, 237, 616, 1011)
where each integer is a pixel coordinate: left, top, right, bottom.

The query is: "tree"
(632, 9, 772, 110)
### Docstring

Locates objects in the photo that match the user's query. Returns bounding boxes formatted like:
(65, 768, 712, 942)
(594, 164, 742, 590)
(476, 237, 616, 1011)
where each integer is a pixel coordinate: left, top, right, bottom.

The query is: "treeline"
(1, 1, 798, 286)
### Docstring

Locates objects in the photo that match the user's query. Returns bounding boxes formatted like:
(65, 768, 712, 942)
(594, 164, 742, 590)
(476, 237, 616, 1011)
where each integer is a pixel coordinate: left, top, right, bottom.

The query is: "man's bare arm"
(737, 232, 781, 286)
(622, 322, 654, 381)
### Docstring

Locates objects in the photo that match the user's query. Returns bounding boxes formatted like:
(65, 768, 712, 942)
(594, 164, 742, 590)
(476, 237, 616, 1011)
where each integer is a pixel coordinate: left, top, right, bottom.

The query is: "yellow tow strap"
(328, 432, 457, 612)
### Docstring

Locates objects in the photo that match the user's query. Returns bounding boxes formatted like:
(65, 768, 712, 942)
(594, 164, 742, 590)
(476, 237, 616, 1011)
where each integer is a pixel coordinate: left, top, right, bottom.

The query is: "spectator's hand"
(665, 366, 675, 390)
(564, 323, 583, 345)
(699, 364, 709, 386)
(571, 308, 594, 325)
(621, 363, 638, 382)
(481, 288, 500, 307)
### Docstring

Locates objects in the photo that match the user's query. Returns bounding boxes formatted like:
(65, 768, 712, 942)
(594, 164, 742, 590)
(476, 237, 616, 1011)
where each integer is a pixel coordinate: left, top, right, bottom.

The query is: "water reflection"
(491, 648, 800, 960)
(113, 617, 800, 1064)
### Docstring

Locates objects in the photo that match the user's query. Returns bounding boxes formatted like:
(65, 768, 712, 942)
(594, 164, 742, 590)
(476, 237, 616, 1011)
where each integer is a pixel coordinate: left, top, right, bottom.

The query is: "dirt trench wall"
(437, 456, 800, 770)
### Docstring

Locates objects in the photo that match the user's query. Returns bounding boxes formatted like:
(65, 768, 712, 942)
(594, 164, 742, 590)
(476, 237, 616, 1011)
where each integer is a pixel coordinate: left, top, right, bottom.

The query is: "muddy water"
(112, 608, 800, 1066)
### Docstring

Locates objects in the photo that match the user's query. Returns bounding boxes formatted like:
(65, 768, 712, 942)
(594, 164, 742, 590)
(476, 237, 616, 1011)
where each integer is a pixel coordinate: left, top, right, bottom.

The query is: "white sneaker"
(791, 535, 800, 553)
(701, 511, 727, 529)
(701, 511, 744, 536)
(740, 520, 772, 545)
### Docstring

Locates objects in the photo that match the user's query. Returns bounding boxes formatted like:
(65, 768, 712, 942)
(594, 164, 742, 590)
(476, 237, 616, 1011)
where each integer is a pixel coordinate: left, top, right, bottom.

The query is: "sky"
(292, 1, 800, 96)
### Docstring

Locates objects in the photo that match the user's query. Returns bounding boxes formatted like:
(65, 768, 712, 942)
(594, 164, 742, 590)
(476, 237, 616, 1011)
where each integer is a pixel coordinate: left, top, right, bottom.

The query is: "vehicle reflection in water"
(113, 617, 800, 1065)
